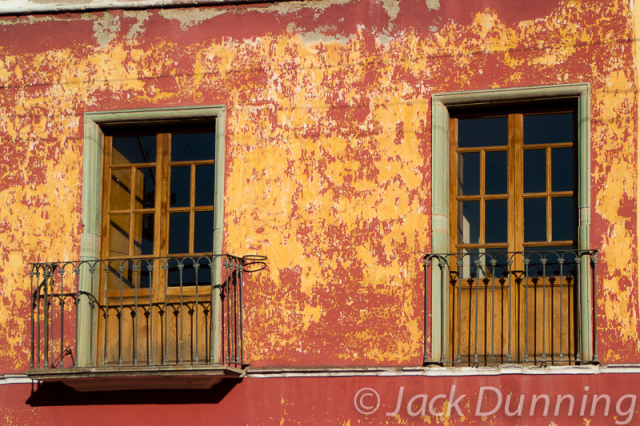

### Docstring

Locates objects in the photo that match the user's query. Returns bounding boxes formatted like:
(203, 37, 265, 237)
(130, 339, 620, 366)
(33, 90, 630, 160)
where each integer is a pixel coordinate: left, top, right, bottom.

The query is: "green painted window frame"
(77, 105, 227, 367)
(429, 83, 591, 364)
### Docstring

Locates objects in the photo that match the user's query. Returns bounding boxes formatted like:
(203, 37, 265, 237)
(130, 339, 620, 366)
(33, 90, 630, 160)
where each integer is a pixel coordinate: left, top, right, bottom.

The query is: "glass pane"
(134, 167, 156, 209)
(458, 152, 480, 195)
(171, 132, 215, 162)
(169, 212, 190, 254)
(194, 211, 214, 253)
(552, 147, 575, 192)
(112, 135, 156, 164)
(524, 113, 574, 145)
(133, 213, 154, 256)
(485, 151, 507, 195)
(170, 166, 190, 208)
(167, 257, 213, 287)
(458, 201, 480, 244)
(523, 149, 546, 193)
(109, 214, 130, 257)
(458, 117, 508, 148)
(524, 198, 547, 242)
(110, 169, 131, 210)
(195, 165, 215, 207)
(485, 199, 508, 243)
(552, 196, 576, 242)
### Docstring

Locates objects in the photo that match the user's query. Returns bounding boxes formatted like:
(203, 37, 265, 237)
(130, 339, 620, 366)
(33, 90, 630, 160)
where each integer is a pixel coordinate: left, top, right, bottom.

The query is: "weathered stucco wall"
(0, 0, 638, 375)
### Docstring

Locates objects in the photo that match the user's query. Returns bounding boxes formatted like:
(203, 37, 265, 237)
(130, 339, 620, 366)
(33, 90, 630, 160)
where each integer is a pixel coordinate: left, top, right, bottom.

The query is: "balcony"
(26, 254, 266, 391)
(424, 249, 598, 367)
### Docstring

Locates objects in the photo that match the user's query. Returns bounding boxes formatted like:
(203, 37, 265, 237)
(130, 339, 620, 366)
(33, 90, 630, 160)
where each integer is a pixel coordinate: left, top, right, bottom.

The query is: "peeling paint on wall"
(0, 0, 638, 374)
(92, 11, 121, 47)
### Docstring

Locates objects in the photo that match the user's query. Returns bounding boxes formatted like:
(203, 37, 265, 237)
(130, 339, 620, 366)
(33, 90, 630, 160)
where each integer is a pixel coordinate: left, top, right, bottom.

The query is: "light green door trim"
(77, 105, 227, 367)
(429, 83, 591, 363)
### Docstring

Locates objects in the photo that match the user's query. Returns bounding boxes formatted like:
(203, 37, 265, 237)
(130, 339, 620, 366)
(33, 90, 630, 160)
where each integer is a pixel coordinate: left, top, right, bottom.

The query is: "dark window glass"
(458, 117, 508, 148)
(194, 211, 214, 253)
(112, 135, 156, 164)
(524, 198, 547, 242)
(524, 113, 574, 145)
(552, 147, 575, 192)
(523, 149, 546, 193)
(485, 151, 507, 195)
(195, 165, 215, 206)
(169, 212, 190, 254)
(171, 133, 215, 162)
(552, 196, 576, 242)
(170, 166, 190, 208)
(485, 199, 508, 243)
(458, 152, 480, 195)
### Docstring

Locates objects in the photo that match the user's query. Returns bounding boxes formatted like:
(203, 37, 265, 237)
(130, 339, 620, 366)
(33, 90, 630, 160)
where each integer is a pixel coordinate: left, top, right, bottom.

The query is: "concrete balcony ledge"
(26, 364, 245, 391)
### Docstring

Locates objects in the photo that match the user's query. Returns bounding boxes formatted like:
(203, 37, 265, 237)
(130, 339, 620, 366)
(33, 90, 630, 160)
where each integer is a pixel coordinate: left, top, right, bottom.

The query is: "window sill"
(26, 364, 244, 391)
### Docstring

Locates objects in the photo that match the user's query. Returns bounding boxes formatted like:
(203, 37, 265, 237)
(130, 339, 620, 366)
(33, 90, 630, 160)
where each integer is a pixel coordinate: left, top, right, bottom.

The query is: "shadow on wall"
(26, 379, 241, 406)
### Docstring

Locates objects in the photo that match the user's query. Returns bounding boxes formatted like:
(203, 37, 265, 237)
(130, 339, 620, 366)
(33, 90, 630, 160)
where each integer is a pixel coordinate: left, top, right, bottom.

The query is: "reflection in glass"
(133, 213, 154, 256)
(109, 214, 130, 257)
(524, 113, 574, 145)
(486, 199, 508, 243)
(458, 152, 480, 195)
(110, 169, 131, 210)
(552, 197, 576, 242)
(112, 135, 156, 164)
(524, 149, 546, 193)
(170, 166, 190, 208)
(458, 201, 480, 244)
(171, 133, 215, 162)
(135, 167, 156, 209)
(169, 212, 189, 254)
(485, 151, 507, 195)
(458, 117, 508, 148)
(524, 198, 546, 242)
(195, 165, 215, 206)
(194, 211, 214, 253)
(552, 147, 575, 192)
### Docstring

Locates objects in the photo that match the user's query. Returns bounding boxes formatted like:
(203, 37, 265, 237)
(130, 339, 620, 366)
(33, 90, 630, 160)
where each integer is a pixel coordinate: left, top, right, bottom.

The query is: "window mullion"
(546, 147, 552, 243)
(509, 113, 524, 253)
(158, 133, 170, 258)
(480, 150, 485, 246)
(190, 163, 196, 254)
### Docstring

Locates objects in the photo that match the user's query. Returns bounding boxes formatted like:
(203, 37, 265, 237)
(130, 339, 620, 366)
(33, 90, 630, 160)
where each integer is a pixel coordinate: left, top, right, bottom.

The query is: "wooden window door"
(449, 103, 577, 365)
(97, 123, 217, 366)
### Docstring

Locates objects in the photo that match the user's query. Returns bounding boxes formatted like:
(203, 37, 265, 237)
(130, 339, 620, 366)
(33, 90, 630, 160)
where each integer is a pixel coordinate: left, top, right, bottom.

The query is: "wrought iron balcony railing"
(424, 249, 598, 367)
(27, 254, 266, 389)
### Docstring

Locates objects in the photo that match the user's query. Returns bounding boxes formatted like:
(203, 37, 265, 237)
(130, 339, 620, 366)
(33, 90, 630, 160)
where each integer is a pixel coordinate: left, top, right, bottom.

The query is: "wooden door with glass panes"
(449, 103, 577, 365)
(97, 123, 217, 366)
